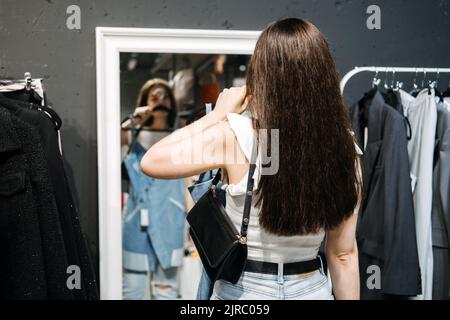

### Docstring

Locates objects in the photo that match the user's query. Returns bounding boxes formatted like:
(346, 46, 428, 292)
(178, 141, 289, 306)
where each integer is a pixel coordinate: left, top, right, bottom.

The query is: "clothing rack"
(0, 72, 41, 87)
(340, 66, 450, 94)
(0, 72, 45, 100)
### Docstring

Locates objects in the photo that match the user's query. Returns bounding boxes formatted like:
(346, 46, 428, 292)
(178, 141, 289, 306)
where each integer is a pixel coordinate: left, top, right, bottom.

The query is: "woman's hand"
(140, 85, 249, 179)
(212, 86, 249, 119)
(132, 106, 153, 126)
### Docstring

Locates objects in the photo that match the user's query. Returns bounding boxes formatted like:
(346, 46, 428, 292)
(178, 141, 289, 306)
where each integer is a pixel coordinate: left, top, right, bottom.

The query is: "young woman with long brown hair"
(140, 18, 362, 300)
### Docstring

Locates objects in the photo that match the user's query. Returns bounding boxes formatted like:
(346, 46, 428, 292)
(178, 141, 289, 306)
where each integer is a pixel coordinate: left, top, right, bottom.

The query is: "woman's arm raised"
(140, 86, 248, 179)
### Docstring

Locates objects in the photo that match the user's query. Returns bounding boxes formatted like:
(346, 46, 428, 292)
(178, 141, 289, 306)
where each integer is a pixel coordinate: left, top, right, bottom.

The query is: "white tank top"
(222, 111, 362, 263)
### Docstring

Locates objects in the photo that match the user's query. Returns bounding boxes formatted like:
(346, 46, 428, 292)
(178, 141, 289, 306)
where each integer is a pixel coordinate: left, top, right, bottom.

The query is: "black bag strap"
(208, 137, 258, 241)
(241, 141, 258, 239)
(211, 168, 222, 186)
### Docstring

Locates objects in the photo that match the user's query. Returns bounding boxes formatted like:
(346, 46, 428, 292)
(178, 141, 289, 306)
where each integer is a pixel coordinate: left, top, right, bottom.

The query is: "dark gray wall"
(1, 0, 450, 276)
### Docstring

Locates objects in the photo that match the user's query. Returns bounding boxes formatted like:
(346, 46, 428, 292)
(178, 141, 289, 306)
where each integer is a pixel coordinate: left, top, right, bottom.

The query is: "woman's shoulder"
(223, 111, 261, 196)
(226, 110, 255, 161)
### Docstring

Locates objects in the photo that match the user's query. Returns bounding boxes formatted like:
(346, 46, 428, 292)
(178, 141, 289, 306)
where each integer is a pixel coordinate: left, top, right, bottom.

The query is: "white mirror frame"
(95, 27, 260, 299)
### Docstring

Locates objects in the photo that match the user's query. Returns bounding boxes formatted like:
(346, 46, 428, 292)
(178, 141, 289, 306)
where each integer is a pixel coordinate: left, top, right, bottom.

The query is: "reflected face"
(147, 85, 171, 109)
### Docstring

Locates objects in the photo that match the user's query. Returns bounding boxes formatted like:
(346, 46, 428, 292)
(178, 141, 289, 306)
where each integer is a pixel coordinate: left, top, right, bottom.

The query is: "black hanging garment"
(349, 90, 422, 299)
(0, 92, 98, 299)
(0, 106, 73, 299)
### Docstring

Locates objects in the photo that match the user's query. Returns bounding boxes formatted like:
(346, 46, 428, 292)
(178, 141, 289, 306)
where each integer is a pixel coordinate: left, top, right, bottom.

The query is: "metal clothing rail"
(340, 66, 450, 94)
(0, 72, 43, 91)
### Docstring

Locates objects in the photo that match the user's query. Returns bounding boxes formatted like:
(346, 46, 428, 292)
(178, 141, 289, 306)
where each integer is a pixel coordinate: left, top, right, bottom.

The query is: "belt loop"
(277, 262, 284, 284)
(317, 255, 325, 276)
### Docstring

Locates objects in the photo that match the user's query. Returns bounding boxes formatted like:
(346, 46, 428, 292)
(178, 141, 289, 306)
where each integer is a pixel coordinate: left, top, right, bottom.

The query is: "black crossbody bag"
(186, 148, 257, 284)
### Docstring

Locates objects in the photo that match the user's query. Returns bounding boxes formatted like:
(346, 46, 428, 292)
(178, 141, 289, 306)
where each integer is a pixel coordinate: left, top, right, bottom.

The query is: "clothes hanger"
(372, 69, 381, 88)
(427, 80, 435, 96)
(411, 69, 427, 97)
(384, 69, 400, 96)
(433, 70, 443, 101)
(383, 69, 396, 96)
(0, 83, 62, 130)
(382, 69, 403, 112)
(357, 70, 382, 127)
(0, 72, 33, 90)
(391, 68, 403, 92)
(390, 70, 396, 90)
(394, 81, 403, 91)
(376, 69, 412, 139)
(27, 85, 62, 130)
(413, 69, 427, 97)
(409, 68, 421, 97)
(383, 68, 391, 92)
(361, 69, 380, 100)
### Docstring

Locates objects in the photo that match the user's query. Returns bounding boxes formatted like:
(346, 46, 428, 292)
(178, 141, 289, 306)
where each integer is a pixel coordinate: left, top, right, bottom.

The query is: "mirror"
(119, 52, 250, 299)
(96, 27, 259, 299)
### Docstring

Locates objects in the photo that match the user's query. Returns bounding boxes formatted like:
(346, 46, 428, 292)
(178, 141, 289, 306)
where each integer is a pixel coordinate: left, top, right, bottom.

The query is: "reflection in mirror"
(119, 52, 250, 299)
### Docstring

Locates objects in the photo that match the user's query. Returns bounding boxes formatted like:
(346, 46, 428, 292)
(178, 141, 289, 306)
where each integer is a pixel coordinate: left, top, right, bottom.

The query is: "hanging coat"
(0, 106, 73, 299)
(431, 98, 450, 299)
(0, 93, 99, 299)
(350, 90, 421, 299)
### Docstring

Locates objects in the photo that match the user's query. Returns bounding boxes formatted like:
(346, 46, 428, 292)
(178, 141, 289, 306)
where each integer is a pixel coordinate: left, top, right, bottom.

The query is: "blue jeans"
(210, 263, 333, 300)
(122, 265, 179, 300)
(196, 267, 214, 300)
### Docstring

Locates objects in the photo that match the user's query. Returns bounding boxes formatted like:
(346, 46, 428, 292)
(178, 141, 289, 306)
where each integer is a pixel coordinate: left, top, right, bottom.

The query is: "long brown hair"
(136, 78, 177, 128)
(246, 17, 361, 236)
